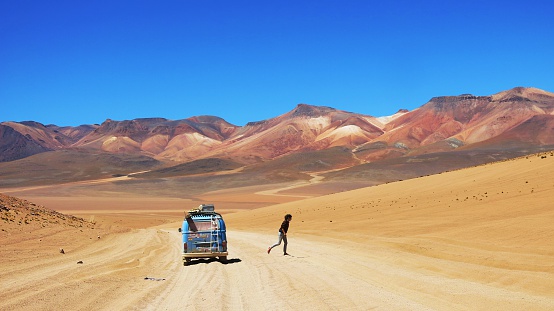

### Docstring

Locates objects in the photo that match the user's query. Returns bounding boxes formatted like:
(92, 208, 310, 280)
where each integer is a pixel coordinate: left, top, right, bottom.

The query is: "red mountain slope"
(0, 122, 96, 162)
(1, 87, 553, 165)
(353, 87, 554, 161)
(202, 104, 385, 162)
(72, 117, 238, 161)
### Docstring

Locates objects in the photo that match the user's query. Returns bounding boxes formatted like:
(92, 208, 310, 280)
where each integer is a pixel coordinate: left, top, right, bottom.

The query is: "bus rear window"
(187, 219, 218, 232)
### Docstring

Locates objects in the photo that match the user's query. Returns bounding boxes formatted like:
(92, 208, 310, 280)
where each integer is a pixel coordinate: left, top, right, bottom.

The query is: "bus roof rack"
(185, 204, 218, 218)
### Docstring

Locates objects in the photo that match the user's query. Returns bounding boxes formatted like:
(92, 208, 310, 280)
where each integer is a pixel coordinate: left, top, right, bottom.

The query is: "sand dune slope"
(224, 152, 554, 310)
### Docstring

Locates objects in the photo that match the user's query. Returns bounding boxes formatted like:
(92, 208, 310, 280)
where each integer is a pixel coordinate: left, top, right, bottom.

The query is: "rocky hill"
(0, 193, 92, 233)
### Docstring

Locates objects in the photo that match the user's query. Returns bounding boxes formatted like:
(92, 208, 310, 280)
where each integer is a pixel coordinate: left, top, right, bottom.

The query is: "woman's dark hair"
(285, 214, 292, 220)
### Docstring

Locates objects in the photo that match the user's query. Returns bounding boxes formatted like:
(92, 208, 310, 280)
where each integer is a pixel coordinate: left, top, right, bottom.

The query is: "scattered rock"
(60, 248, 65, 254)
(144, 277, 166, 281)
(77, 260, 83, 264)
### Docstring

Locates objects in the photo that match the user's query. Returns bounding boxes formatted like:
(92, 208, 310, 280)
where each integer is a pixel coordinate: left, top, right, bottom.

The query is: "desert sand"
(1, 152, 553, 310)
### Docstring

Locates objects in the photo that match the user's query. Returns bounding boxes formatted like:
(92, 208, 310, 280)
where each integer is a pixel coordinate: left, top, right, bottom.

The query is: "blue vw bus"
(180, 204, 228, 266)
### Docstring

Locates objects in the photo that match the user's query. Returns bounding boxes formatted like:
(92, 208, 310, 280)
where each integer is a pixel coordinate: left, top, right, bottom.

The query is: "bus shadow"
(185, 258, 242, 266)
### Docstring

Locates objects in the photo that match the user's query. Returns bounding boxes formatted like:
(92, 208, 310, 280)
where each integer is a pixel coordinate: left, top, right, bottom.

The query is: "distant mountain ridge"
(1, 87, 553, 164)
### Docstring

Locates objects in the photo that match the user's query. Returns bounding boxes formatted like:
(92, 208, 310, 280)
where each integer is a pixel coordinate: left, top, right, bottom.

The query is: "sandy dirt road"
(2, 223, 553, 311)
(1, 225, 424, 311)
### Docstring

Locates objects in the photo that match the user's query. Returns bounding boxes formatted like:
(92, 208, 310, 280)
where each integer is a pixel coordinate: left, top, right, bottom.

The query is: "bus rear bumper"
(182, 252, 228, 260)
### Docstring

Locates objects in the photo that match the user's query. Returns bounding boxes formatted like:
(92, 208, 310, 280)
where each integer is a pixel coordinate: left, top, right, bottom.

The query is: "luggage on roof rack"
(185, 204, 220, 218)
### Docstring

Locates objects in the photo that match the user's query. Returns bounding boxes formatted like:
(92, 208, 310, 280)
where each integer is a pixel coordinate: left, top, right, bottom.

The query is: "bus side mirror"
(178, 228, 182, 232)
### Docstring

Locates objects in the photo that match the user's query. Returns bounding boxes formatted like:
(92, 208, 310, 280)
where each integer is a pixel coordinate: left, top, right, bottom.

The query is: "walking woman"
(267, 214, 292, 255)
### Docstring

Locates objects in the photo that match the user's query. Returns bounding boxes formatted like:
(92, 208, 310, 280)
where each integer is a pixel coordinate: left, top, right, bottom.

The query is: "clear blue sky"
(2, 0, 553, 126)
